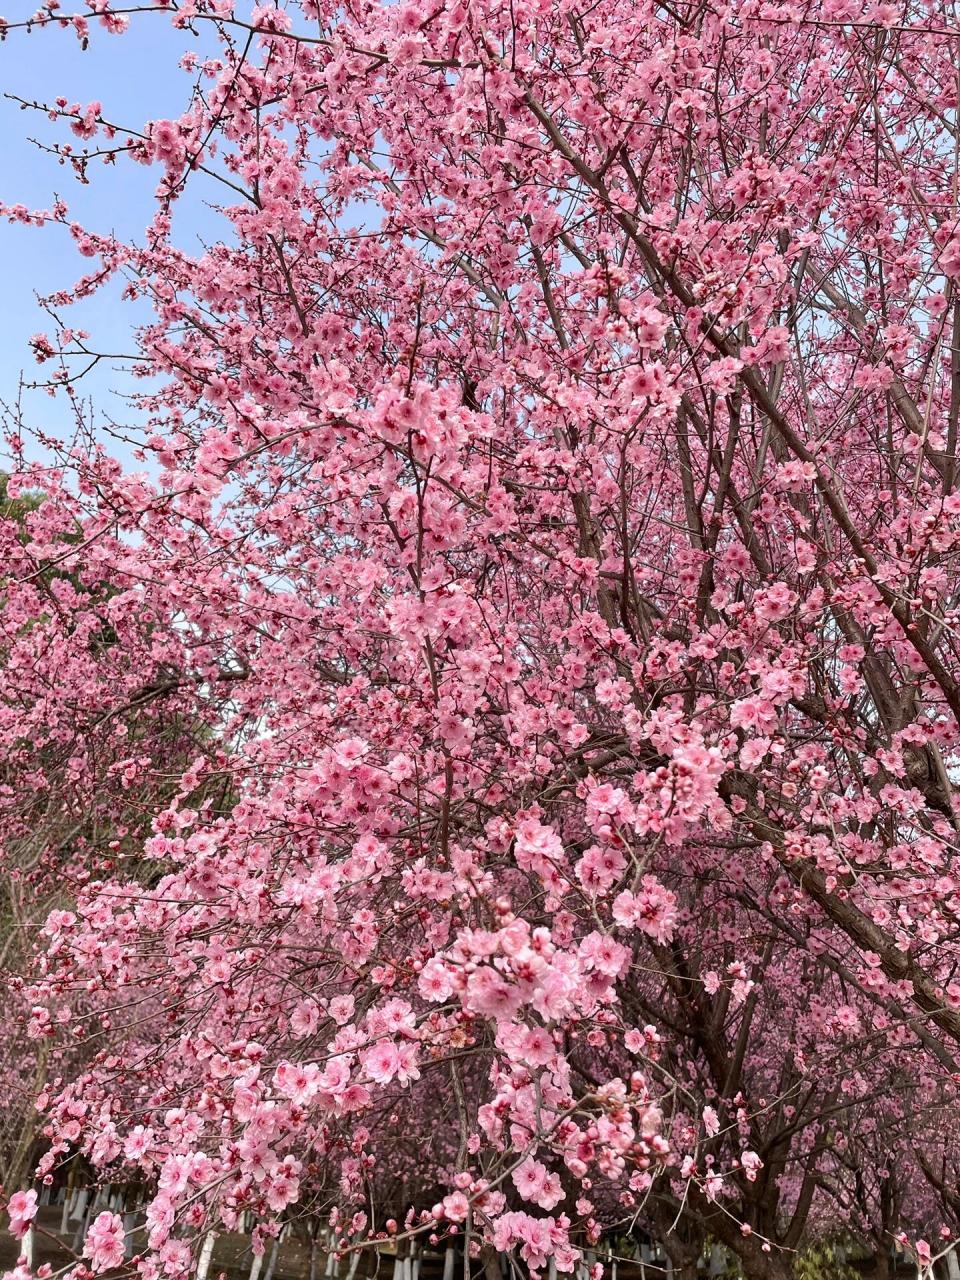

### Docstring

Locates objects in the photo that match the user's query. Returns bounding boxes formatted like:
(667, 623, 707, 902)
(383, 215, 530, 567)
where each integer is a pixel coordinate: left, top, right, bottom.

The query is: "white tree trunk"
(265, 1237, 281, 1280)
(72, 1196, 96, 1254)
(197, 1232, 218, 1280)
(70, 1187, 88, 1223)
(123, 1211, 139, 1259)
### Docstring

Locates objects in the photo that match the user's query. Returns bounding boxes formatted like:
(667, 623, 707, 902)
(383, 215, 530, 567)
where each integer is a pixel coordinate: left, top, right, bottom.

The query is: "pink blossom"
(612, 877, 678, 943)
(7, 1191, 37, 1240)
(361, 1040, 401, 1084)
(85, 1211, 126, 1272)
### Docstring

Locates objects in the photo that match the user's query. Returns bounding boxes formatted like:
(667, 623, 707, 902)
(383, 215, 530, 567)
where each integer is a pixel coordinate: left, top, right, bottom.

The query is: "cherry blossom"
(1, 0, 960, 1275)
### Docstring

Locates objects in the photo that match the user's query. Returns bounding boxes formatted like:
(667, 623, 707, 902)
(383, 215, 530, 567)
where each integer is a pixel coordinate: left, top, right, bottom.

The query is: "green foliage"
(794, 1242, 862, 1280)
(0, 470, 45, 529)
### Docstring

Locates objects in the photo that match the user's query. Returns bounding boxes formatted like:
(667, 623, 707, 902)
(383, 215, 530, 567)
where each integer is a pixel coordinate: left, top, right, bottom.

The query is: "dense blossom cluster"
(1, 0, 960, 1277)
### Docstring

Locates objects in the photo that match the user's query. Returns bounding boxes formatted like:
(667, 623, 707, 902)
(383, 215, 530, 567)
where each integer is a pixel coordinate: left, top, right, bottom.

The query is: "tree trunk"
(859, 1247, 891, 1280)
(479, 1245, 502, 1280)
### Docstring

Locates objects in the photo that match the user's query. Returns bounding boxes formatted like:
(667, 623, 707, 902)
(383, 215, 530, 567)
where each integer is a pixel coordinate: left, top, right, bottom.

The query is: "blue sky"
(0, 6, 220, 465)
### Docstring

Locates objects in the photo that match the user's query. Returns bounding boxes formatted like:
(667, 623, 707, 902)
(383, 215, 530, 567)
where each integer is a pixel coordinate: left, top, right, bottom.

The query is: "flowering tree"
(3, 0, 960, 1276)
(0, 474, 229, 1196)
